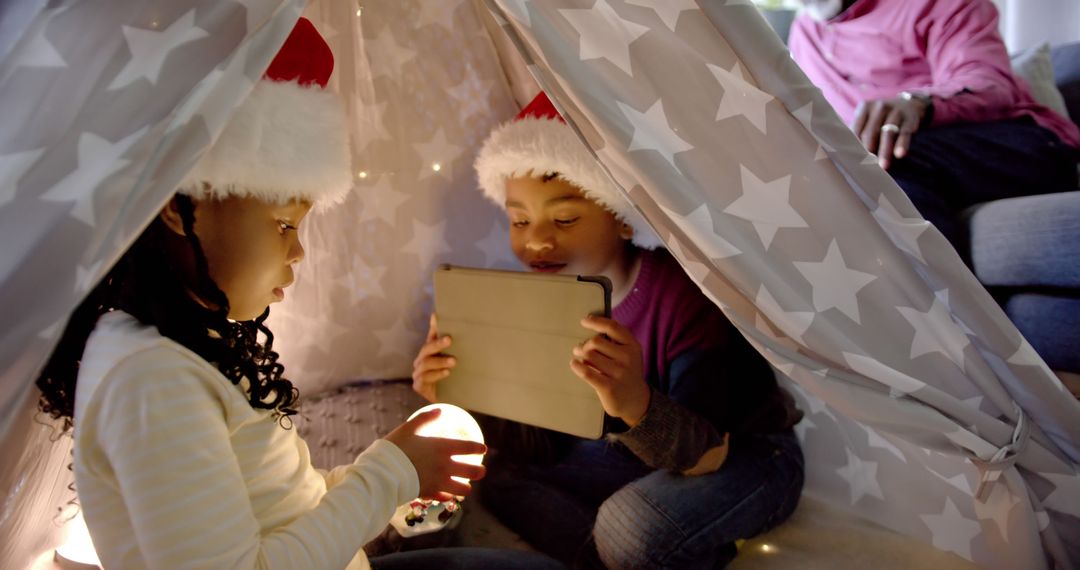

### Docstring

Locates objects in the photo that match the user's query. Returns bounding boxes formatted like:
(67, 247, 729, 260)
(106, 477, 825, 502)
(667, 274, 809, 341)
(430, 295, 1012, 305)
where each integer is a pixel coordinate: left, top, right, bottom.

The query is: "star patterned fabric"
(1, 1, 1079, 569)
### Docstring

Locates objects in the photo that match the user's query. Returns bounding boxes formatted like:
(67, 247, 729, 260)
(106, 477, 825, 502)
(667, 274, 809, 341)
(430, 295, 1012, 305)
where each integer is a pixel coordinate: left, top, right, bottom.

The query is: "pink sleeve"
(922, 0, 1020, 126)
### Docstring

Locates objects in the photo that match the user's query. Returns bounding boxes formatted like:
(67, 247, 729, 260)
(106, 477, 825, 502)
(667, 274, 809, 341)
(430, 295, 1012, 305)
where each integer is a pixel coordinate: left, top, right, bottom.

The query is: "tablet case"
(433, 265, 611, 439)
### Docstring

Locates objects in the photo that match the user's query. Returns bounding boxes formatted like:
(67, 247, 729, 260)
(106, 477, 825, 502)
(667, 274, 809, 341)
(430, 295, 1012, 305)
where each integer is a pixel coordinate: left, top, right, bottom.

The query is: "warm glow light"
(431, 163, 441, 172)
(55, 512, 101, 568)
(407, 403, 485, 484)
(358, 170, 368, 179)
(355, 8, 362, 16)
(760, 543, 775, 554)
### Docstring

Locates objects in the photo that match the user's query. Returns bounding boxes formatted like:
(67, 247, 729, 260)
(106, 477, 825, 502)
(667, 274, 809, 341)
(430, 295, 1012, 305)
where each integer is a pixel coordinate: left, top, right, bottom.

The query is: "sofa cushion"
(1050, 42, 1080, 125)
(1012, 43, 1070, 120)
(968, 191, 1080, 288)
(1003, 293, 1080, 373)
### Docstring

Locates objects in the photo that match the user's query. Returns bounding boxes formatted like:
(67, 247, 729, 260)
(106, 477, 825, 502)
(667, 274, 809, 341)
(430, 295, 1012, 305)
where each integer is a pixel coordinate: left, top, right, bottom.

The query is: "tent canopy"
(0, 1, 1077, 568)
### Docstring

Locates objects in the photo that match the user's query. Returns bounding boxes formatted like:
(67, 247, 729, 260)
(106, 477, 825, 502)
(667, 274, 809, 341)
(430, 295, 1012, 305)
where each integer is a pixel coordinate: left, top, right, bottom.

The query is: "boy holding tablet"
(412, 92, 804, 568)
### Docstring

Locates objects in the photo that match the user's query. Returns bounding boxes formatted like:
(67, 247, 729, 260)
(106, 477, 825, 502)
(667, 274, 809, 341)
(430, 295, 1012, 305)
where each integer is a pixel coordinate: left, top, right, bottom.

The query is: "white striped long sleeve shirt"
(73, 311, 417, 569)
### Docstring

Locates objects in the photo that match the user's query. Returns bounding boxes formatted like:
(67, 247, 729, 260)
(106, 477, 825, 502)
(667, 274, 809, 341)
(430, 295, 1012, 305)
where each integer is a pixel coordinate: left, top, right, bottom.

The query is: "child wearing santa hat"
(36, 18, 561, 570)
(412, 92, 804, 567)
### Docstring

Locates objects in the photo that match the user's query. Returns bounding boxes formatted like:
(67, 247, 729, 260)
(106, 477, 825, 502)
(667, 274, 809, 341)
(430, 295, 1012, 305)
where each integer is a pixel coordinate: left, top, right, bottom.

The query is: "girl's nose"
(524, 224, 555, 252)
(287, 235, 305, 264)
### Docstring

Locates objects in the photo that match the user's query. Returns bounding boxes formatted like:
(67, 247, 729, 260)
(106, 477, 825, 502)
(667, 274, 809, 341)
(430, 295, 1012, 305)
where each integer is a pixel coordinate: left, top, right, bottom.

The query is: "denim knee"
(594, 484, 672, 569)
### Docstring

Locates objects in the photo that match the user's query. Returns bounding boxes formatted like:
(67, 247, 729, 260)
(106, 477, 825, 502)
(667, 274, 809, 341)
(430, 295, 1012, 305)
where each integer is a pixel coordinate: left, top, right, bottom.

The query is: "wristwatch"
(899, 91, 934, 126)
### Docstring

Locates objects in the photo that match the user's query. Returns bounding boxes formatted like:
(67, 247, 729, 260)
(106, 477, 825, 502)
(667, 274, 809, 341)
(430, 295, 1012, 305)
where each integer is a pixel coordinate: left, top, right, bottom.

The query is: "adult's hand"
(851, 95, 931, 170)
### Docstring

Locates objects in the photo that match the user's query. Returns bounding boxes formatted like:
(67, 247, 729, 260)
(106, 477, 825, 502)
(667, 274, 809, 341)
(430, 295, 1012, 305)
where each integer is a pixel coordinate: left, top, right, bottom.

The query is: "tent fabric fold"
(482, 0, 1079, 567)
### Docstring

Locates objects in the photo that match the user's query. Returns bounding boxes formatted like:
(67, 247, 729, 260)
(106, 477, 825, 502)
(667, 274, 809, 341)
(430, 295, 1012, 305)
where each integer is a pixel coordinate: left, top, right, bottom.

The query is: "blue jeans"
(479, 431, 804, 569)
(371, 547, 566, 569)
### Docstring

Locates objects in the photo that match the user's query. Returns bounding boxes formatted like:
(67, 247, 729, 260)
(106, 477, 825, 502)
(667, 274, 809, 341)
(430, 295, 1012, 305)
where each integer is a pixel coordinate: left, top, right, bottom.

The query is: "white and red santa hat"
(474, 92, 661, 249)
(179, 17, 351, 210)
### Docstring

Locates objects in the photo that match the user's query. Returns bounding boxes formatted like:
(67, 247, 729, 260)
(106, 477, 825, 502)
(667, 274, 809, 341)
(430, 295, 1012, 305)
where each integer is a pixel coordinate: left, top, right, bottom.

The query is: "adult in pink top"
(789, 0, 1080, 260)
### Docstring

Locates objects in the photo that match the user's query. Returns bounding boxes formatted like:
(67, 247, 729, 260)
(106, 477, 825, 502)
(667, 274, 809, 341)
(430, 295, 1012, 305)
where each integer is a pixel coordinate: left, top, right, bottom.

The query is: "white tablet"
(433, 265, 611, 439)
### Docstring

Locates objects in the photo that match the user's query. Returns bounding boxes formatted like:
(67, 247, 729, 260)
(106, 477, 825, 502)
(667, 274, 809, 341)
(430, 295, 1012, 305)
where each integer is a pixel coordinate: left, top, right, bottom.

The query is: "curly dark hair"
(36, 194, 300, 432)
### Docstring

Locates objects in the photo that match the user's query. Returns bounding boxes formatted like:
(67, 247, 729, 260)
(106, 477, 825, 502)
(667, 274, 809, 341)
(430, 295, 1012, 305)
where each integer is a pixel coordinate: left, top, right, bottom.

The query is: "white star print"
(373, 317, 422, 361)
(666, 236, 712, 285)
(356, 175, 410, 226)
(617, 98, 694, 172)
(475, 219, 516, 268)
(19, 26, 66, 67)
(791, 101, 835, 153)
(772, 360, 796, 377)
(560, 0, 649, 76)
(795, 240, 876, 323)
(972, 479, 1020, 540)
(925, 460, 975, 495)
(723, 166, 805, 250)
(402, 220, 453, 270)
(659, 202, 740, 261)
(896, 289, 970, 369)
(835, 446, 884, 505)
(792, 413, 815, 443)
(500, 0, 533, 27)
(75, 259, 104, 295)
(872, 193, 930, 263)
(448, 66, 496, 124)
(235, 0, 295, 37)
(919, 497, 982, 560)
(862, 424, 907, 463)
(365, 28, 417, 78)
(793, 369, 833, 417)
(37, 317, 65, 341)
(415, 128, 466, 180)
(168, 57, 257, 136)
(624, 0, 697, 31)
(336, 262, 388, 307)
(416, 0, 462, 32)
(1038, 471, 1080, 517)
(353, 98, 392, 154)
(40, 129, 145, 226)
(270, 309, 350, 353)
(708, 62, 773, 134)
(755, 285, 814, 342)
(842, 352, 926, 395)
(1006, 338, 1046, 368)
(0, 148, 44, 207)
(109, 11, 209, 90)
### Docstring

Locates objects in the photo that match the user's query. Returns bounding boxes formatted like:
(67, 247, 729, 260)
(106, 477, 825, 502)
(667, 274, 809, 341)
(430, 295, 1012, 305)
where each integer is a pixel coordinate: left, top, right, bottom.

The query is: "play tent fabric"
(0, 1, 306, 566)
(0, 0, 1078, 568)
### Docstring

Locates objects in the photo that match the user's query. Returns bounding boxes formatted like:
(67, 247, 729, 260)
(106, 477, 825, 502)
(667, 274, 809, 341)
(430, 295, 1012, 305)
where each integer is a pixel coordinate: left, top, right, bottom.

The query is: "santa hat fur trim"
(474, 100, 661, 249)
(179, 17, 351, 210)
(179, 79, 352, 209)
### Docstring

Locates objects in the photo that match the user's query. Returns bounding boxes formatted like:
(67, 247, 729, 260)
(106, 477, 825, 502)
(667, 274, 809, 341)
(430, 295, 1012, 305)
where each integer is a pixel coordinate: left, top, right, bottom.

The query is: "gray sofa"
(967, 42, 1080, 374)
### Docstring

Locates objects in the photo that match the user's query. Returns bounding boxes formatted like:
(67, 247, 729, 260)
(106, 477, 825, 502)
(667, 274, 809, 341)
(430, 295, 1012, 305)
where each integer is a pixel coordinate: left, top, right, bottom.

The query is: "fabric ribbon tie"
(972, 404, 1030, 502)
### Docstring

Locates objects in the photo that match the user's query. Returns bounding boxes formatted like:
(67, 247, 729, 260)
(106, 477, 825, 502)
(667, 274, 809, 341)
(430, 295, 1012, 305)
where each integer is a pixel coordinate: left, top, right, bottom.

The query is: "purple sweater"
(611, 249, 801, 471)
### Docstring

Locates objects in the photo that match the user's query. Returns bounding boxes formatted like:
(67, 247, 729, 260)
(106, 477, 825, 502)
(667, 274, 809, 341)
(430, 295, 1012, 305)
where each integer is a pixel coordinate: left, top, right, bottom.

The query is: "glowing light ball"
(407, 403, 485, 483)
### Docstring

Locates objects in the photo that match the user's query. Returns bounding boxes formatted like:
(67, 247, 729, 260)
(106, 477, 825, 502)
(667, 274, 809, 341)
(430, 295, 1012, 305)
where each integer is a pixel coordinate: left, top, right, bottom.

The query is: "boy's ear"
(619, 222, 634, 241)
(159, 197, 188, 236)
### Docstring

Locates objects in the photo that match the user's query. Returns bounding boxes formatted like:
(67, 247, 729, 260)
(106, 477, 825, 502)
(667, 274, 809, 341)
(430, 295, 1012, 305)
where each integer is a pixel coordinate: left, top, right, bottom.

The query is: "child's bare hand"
(383, 408, 487, 501)
(571, 315, 651, 426)
(411, 314, 456, 402)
